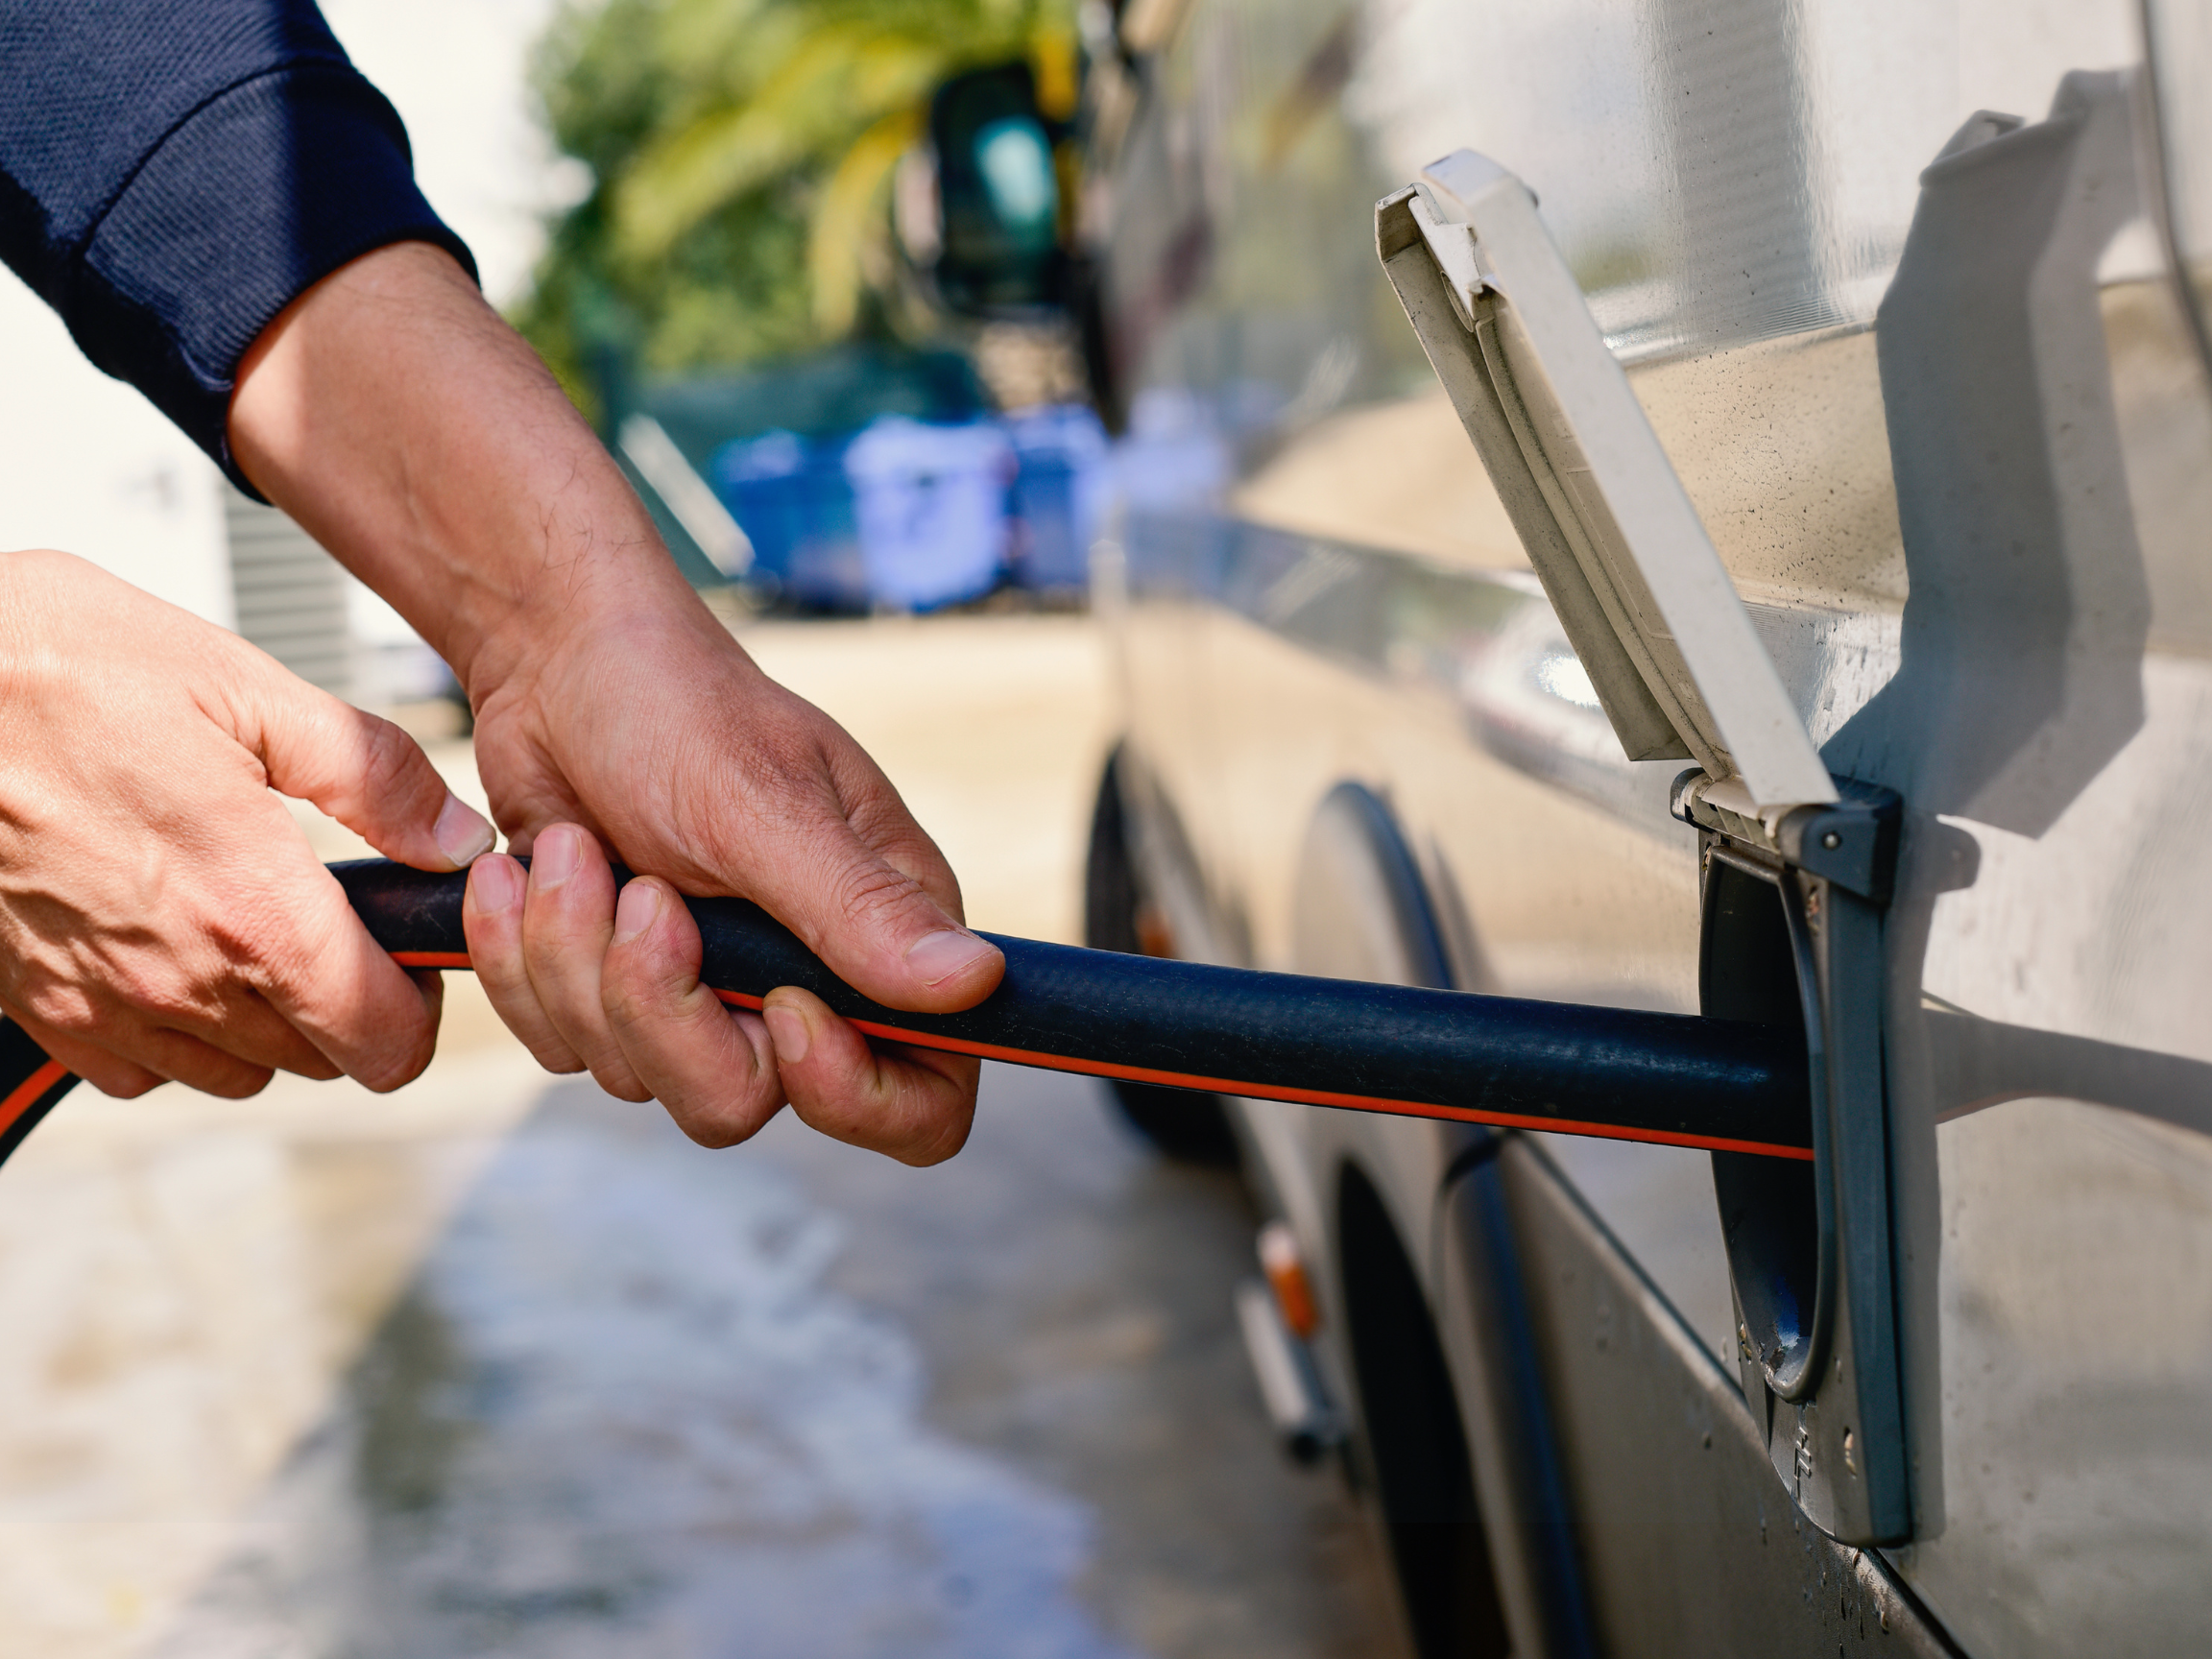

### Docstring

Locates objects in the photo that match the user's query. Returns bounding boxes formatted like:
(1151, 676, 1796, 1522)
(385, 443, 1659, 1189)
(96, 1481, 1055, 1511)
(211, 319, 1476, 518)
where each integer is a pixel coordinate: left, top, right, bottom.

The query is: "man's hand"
(0, 548, 493, 1097)
(228, 243, 1002, 1165)
(458, 604, 996, 1165)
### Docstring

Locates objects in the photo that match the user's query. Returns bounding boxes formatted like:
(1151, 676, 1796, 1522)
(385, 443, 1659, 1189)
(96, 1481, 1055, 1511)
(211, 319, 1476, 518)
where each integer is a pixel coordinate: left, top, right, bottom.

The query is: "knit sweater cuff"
(67, 61, 477, 499)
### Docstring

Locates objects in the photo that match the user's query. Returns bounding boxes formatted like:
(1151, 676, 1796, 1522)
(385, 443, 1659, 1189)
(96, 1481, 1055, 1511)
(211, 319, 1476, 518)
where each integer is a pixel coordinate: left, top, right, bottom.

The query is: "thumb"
(757, 818, 1004, 1015)
(240, 663, 494, 871)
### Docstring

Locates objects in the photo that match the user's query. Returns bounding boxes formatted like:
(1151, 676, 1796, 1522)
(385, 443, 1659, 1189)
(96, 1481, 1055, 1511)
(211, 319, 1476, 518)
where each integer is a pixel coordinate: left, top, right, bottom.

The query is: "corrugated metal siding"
(223, 485, 352, 699)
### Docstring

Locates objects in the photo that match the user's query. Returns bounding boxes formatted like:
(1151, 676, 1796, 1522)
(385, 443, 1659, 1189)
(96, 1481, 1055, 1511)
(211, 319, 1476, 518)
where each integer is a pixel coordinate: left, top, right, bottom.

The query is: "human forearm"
(226, 240, 1000, 1163)
(226, 241, 710, 700)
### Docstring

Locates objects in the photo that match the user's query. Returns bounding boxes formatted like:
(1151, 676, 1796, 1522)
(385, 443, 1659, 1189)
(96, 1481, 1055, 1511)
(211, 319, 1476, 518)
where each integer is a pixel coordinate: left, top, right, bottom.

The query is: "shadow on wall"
(1828, 75, 2212, 1545)
(1835, 74, 2212, 1180)
(1827, 72, 2150, 837)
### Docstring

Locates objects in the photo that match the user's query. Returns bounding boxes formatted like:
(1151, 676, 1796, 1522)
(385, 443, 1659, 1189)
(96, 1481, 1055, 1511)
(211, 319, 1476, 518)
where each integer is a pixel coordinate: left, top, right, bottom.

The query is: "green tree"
(515, 0, 1076, 417)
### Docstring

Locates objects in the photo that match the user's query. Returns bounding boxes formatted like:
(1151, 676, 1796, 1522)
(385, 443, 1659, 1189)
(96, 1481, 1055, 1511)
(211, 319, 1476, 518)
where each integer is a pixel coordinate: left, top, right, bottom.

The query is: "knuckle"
(202, 1064, 276, 1101)
(356, 714, 435, 804)
(107, 956, 211, 1027)
(18, 980, 98, 1037)
(466, 938, 529, 1000)
(668, 1065, 782, 1149)
(356, 1045, 432, 1094)
(672, 1100, 760, 1149)
(791, 1088, 875, 1149)
(520, 1034, 588, 1075)
(599, 955, 646, 1019)
(220, 881, 332, 1001)
(349, 1015, 437, 1094)
(594, 1067, 653, 1104)
(830, 859, 930, 932)
(889, 1098, 973, 1166)
(601, 959, 677, 1035)
(890, 1059, 977, 1166)
(522, 889, 599, 953)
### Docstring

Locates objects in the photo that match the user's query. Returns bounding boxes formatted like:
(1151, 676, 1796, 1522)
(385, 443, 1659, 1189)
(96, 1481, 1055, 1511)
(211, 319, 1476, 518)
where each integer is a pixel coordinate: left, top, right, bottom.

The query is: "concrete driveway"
(0, 613, 1402, 1658)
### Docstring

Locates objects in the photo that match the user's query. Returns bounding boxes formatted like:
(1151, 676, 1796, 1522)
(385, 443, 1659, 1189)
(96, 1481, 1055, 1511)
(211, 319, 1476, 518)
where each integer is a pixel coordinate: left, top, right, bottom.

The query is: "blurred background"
(0, 2, 1401, 1655)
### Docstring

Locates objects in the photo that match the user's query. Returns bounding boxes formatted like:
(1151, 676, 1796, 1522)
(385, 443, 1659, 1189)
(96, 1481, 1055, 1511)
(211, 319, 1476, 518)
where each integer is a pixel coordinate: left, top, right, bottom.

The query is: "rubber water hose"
(0, 858, 1814, 1167)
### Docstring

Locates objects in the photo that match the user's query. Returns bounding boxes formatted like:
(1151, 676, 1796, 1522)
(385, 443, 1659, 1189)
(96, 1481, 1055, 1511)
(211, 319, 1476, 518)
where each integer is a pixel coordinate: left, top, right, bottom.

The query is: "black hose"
(0, 859, 1814, 1166)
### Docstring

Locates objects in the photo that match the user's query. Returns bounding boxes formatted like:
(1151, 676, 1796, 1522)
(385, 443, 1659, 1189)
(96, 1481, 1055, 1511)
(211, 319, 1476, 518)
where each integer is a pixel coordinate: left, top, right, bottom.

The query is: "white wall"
(321, 0, 577, 308)
(0, 0, 568, 632)
(0, 282, 235, 625)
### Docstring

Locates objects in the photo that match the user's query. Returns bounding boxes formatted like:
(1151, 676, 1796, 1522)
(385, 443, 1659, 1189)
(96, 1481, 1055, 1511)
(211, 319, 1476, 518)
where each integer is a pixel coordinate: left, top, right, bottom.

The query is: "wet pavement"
(138, 1068, 1401, 1659)
(0, 615, 1406, 1657)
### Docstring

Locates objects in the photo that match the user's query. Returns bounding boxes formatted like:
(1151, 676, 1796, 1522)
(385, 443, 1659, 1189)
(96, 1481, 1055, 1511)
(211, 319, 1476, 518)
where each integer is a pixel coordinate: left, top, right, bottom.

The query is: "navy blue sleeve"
(0, 1, 479, 496)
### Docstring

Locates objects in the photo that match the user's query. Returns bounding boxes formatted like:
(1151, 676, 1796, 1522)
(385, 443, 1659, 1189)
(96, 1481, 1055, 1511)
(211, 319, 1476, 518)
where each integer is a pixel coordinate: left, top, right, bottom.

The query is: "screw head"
(1820, 830, 1842, 850)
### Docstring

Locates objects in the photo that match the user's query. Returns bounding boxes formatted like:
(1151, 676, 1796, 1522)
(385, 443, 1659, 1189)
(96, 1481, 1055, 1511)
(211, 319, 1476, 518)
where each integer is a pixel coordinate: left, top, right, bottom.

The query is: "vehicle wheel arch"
(1333, 1151, 1515, 1659)
(1082, 739, 1241, 1164)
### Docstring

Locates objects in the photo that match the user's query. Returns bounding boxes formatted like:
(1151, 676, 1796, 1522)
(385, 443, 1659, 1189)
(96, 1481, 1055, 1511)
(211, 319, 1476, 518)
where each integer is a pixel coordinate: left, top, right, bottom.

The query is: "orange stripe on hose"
(0, 1059, 68, 1137)
(709, 987, 1814, 1162)
(384, 959, 1814, 1167)
(385, 953, 1810, 1162)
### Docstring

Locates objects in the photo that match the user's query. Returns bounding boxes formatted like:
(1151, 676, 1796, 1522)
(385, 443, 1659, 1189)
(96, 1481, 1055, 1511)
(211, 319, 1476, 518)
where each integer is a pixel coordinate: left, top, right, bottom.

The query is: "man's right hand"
(227, 243, 1003, 1167)
(0, 547, 494, 1098)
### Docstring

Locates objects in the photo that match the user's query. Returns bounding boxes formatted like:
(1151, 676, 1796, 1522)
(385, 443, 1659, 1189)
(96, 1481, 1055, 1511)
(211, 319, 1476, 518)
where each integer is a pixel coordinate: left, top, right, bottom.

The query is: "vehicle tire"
(1082, 748, 1240, 1166)
(1296, 785, 1513, 1658)
(1340, 1164, 1513, 1659)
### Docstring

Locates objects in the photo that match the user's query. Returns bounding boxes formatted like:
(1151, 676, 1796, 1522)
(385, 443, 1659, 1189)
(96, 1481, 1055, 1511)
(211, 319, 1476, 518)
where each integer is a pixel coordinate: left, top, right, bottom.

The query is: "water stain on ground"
(143, 1067, 1399, 1659)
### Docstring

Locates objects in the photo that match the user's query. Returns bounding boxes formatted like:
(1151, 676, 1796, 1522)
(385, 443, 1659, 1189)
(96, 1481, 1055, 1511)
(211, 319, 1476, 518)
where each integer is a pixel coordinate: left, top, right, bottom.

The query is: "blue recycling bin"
(1004, 403, 1110, 592)
(840, 416, 1015, 612)
(713, 430, 868, 611)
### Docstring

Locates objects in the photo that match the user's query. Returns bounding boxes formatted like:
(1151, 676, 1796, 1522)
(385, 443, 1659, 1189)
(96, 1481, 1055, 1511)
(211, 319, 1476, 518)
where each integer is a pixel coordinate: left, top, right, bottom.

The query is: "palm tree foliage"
(515, 0, 1075, 417)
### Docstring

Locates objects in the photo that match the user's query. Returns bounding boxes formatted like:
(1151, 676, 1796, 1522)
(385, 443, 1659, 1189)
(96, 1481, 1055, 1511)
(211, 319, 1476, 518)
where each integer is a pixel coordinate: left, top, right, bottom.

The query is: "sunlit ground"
(0, 613, 1400, 1659)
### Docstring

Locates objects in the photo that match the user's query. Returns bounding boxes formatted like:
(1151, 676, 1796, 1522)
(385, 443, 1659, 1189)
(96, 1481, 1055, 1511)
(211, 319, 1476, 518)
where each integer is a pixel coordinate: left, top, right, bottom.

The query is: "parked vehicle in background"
(918, 1, 2212, 1655)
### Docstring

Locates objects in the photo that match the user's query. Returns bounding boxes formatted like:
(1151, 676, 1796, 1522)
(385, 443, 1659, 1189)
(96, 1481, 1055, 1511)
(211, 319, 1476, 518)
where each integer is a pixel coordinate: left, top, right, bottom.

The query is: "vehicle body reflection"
(1071, 2, 2212, 1654)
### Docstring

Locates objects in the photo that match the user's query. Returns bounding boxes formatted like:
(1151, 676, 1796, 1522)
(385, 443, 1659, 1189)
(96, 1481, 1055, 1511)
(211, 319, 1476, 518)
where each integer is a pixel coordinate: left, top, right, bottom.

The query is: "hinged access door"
(1375, 152, 1837, 814)
(1378, 152, 1912, 1544)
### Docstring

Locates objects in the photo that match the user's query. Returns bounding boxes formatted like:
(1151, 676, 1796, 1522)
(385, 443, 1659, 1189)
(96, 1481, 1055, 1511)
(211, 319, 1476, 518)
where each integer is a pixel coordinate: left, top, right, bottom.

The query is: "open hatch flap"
(1377, 150, 1838, 814)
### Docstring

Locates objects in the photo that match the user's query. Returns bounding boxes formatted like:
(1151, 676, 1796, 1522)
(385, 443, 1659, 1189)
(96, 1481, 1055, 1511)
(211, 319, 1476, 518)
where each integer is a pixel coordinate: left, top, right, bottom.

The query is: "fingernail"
(468, 854, 520, 914)
(434, 793, 495, 868)
(904, 929, 995, 987)
(612, 878, 660, 945)
(763, 1001, 811, 1066)
(533, 826, 581, 889)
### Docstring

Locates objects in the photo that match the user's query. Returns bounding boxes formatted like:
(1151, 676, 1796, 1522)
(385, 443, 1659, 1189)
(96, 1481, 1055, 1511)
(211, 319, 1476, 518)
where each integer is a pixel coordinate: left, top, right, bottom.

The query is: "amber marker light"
(1260, 1220, 1321, 1340)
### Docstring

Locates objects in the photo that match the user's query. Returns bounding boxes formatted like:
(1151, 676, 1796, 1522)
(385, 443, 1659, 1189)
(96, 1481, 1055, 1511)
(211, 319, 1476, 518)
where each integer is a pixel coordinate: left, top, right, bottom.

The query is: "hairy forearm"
(225, 241, 713, 701)
(226, 240, 997, 1156)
